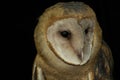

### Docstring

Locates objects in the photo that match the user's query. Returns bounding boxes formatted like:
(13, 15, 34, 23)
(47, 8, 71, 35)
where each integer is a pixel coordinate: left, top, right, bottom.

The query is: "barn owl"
(32, 2, 113, 80)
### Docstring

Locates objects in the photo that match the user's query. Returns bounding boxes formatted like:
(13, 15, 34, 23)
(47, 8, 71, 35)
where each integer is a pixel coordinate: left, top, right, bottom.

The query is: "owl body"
(32, 2, 113, 80)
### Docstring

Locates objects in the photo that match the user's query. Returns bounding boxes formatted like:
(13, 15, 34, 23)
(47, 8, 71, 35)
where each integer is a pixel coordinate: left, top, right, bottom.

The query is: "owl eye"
(85, 28, 89, 35)
(60, 31, 71, 39)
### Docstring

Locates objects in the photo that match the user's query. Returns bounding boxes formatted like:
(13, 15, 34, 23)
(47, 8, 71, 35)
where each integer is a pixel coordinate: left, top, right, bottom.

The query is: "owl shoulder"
(94, 41, 113, 80)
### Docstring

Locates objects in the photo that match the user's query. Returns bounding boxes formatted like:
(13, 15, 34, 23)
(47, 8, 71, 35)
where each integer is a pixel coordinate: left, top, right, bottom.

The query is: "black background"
(4, 0, 120, 80)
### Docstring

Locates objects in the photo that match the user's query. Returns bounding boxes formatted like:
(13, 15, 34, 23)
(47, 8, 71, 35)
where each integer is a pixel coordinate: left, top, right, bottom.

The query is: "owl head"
(34, 2, 102, 67)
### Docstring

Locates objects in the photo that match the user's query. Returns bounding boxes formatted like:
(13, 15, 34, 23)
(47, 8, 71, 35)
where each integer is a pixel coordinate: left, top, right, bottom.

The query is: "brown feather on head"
(34, 2, 102, 66)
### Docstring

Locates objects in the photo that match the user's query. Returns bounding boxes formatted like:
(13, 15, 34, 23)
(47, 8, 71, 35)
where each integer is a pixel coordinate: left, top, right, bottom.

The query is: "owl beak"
(77, 51, 83, 61)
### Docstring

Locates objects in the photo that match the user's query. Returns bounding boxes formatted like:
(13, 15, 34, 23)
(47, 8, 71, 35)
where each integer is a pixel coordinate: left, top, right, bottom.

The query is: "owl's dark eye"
(85, 28, 89, 35)
(60, 31, 71, 39)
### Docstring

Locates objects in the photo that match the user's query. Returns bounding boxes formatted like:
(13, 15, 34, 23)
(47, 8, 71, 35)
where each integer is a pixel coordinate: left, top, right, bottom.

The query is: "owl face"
(47, 18, 95, 65)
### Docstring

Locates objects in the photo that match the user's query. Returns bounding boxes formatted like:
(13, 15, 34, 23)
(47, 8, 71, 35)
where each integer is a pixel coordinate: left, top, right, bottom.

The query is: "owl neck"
(35, 53, 98, 80)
